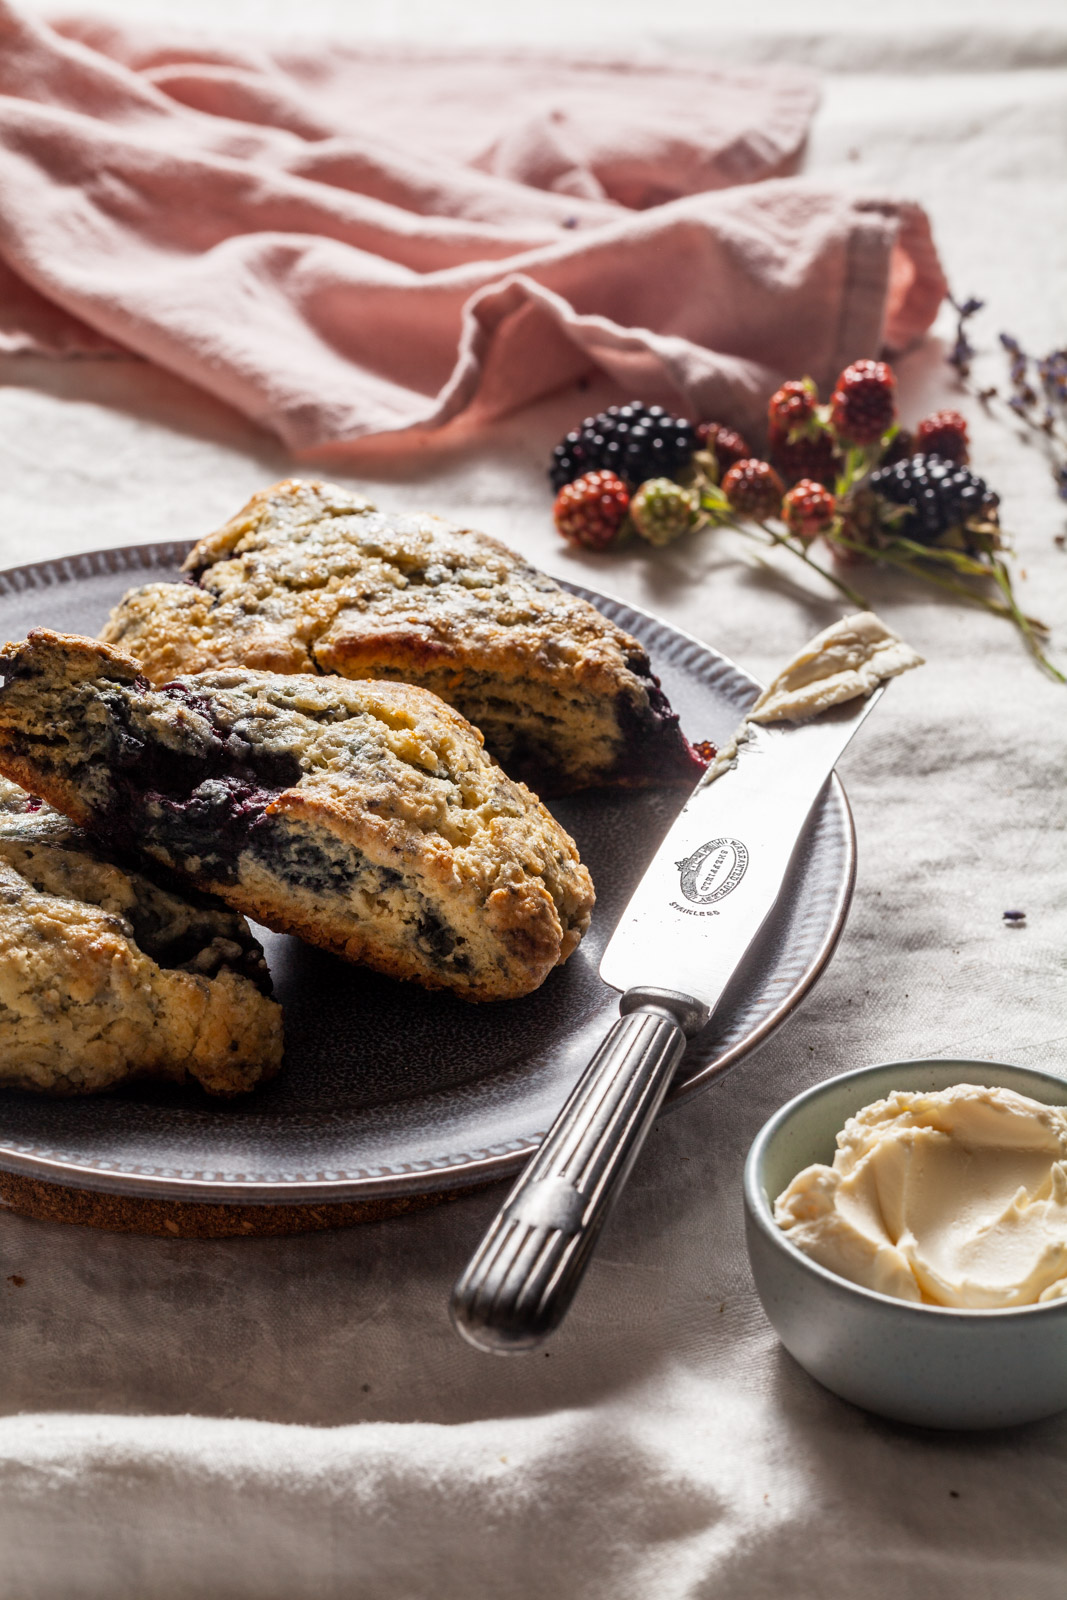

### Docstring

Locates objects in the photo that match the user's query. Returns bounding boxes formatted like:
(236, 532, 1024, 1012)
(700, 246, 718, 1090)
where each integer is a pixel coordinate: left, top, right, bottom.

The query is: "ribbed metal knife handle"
(450, 990, 707, 1353)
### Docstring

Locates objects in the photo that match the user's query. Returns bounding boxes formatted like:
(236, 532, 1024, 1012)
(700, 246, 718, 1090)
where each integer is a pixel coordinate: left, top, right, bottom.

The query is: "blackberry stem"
(828, 531, 1065, 681)
(989, 556, 1066, 683)
(694, 472, 868, 607)
(750, 518, 869, 609)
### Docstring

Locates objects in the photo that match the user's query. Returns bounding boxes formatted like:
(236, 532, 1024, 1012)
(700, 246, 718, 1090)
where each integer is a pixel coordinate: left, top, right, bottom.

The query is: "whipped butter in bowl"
(774, 1084, 1067, 1309)
(744, 1058, 1067, 1429)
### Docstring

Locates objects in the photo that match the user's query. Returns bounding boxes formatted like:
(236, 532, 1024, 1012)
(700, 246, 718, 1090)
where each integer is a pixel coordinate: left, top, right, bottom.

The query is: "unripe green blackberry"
(630, 478, 700, 546)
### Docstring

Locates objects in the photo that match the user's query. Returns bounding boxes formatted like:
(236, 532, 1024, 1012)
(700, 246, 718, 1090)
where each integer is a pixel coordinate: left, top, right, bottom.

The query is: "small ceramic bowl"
(744, 1057, 1067, 1430)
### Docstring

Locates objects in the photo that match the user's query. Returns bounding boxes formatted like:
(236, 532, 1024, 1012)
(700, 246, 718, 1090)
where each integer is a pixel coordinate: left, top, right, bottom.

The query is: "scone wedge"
(0, 631, 594, 1001)
(100, 478, 707, 795)
(0, 779, 282, 1096)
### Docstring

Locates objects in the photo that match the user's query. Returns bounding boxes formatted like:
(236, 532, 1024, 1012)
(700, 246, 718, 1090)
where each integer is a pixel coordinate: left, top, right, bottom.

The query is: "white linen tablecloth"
(0, 3, 1065, 1595)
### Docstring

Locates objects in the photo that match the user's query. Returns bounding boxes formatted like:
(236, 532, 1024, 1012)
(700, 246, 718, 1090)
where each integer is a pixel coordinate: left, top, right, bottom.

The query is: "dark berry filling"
(93, 682, 302, 880)
(612, 655, 709, 786)
(416, 908, 458, 961)
(136, 778, 280, 882)
(123, 885, 275, 993)
(86, 688, 475, 976)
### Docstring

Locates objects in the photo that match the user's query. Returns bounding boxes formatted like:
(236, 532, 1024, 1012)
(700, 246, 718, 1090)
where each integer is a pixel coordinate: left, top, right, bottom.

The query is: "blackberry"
(880, 426, 915, 466)
(868, 454, 998, 544)
(549, 402, 697, 491)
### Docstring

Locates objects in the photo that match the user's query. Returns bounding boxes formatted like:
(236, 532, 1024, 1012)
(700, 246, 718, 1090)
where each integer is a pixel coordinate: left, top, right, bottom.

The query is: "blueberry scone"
(0, 778, 282, 1096)
(0, 631, 594, 1002)
(100, 479, 706, 794)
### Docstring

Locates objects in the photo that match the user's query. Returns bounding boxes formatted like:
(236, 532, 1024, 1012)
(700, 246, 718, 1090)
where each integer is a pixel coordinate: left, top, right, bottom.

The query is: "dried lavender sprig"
(947, 294, 984, 378)
(1001, 333, 1042, 414)
(996, 335, 1067, 497)
(1038, 350, 1067, 405)
(948, 303, 1067, 509)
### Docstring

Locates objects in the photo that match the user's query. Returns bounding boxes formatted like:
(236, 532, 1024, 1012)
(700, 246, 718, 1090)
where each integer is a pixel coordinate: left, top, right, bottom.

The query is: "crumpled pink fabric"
(0, 4, 947, 453)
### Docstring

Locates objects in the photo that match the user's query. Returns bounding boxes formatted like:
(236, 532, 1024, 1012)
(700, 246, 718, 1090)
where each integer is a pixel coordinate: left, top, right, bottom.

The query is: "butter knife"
(450, 684, 886, 1353)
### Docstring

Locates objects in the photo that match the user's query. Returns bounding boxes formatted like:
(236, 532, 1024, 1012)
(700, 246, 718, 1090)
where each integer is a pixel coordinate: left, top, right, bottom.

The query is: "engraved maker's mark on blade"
(675, 838, 749, 906)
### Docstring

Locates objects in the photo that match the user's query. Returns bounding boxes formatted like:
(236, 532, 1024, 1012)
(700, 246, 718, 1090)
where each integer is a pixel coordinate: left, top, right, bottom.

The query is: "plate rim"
(0, 542, 855, 1204)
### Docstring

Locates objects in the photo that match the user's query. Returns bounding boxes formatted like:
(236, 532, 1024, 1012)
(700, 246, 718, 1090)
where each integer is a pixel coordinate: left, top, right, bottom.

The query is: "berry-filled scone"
(99, 479, 706, 795)
(0, 632, 594, 1002)
(0, 778, 282, 1096)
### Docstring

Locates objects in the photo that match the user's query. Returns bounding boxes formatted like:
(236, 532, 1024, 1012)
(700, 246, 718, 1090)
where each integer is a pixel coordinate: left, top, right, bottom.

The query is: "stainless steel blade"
(599, 688, 885, 1010)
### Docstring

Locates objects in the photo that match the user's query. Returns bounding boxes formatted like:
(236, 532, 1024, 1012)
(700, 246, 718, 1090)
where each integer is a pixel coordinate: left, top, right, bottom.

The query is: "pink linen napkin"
(0, 5, 947, 452)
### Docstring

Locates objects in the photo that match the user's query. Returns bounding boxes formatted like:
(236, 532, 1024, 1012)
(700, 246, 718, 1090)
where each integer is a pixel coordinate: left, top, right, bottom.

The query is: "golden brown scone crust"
(100, 479, 706, 793)
(0, 631, 594, 1002)
(0, 779, 282, 1096)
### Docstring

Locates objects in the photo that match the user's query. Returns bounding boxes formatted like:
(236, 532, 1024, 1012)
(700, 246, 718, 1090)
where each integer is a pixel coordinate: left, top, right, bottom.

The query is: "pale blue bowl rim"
(744, 1056, 1067, 1322)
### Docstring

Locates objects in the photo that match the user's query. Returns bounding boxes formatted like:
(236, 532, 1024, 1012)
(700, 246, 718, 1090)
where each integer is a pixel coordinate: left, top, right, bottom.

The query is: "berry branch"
(547, 366, 1064, 681)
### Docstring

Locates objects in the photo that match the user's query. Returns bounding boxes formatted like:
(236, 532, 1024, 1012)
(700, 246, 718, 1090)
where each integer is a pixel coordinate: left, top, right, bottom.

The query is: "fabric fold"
(0, 3, 948, 451)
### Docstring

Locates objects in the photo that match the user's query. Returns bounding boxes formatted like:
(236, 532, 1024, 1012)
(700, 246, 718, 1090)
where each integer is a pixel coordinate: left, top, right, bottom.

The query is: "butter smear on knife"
(749, 611, 923, 724)
(703, 612, 922, 783)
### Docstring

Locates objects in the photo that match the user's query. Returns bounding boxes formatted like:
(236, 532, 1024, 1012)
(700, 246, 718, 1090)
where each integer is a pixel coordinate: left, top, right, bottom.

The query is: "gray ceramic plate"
(0, 544, 854, 1205)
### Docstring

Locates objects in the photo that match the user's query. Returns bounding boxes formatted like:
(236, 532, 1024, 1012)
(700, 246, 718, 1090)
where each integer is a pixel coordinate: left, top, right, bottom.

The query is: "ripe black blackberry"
(868, 454, 998, 544)
(549, 402, 697, 491)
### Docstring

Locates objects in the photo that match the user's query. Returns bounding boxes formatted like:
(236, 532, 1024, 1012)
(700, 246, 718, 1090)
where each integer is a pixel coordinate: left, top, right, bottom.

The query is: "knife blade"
(451, 685, 886, 1354)
(600, 687, 884, 1005)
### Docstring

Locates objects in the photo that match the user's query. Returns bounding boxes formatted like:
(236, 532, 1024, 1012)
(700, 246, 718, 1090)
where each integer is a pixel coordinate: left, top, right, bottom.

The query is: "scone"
(0, 778, 282, 1096)
(100, 479, 707, 794)
(0, 631, 594, 1002)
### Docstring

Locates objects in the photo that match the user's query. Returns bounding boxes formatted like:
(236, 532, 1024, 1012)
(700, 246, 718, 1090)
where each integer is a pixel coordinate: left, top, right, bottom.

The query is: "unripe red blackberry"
(782, 480, 836, 543)
(553, 470, 630, 549)
(721, 458, 785, 520)
(696, 422, 752, 474)
(829, 359, 897, 445)
(771, 429, 839, 489)
(767, 378, 818, 438)
(767, 378, 838, 486)
(914, 409, 969, 465)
